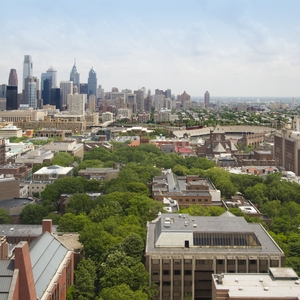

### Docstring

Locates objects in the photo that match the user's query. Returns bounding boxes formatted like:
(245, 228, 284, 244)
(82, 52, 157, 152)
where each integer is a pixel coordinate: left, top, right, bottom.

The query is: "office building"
(134, 89, 144, 111)
(274, 117, 300, 175)
(70, 61, 80, 89)
(212, 268, 300, 300)
(22, 55, 33, 90)
(0, 84, 7, 98)
(41, 72, 52, 105)
(88, 94, 96, 111)
(60, 81, 73, 110)
(204, 91, 210, 108)
(0, 98, 5, 110)
(88, 67, 97, 97)
(33, 165, 73, 180)
(80, 83, 88, 94)
(51, 87, 60, 108)
(146, 213, 284, 300)
(8, 69, 18, 86)
(67, 93, 86, 115)
(23, 76, 39, 107)
(6, 85, 18, 110)
(46, 66, 57, 88)
(144, 95, 152, 113)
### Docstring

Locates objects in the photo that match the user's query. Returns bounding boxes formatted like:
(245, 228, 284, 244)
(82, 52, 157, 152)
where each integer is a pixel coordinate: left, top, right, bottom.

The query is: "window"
(192, 199, 195, 202)
(163, 281, 171, 286)
(198, 199, 202, 202)
(185, 270, 192, 275)
(174, 270, 181, 275)
(152, 271, 159, 276)
(185, 259, 192, 264)
(174, 281, 181, 286)
(205, 199, 208, 202)
(217, 259, 224, 265)
(152, 259, 159, 265)
(163, 270, 170, 275)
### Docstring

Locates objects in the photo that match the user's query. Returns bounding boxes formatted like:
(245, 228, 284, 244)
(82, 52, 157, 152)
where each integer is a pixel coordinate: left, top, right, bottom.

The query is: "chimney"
(42, 219, 52, 233)
(14, 241, 37, 300)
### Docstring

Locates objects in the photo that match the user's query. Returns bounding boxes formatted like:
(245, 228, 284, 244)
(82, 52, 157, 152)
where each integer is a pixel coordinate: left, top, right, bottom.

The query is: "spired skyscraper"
(23, 55, 33, 90)
(8, 69, 18, 87)
(70, 61, 80, 89)
(87, 67, 97, 98)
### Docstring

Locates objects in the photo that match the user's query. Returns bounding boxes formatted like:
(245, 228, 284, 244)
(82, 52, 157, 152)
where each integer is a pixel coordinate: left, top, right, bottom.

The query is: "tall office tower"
(51, 88, 60, 109)
(126, 93, 136, 104)
(80, 83, 88, 95)
(88, 94, 96, 111)
(46, 66, 57, 88)
(88, 67, 97, 97)
(148, 89, 151, 96)
(41, 72, 52, 106)
(70, 61, 80, 89)
(23, 76, 39, 107)
(0, 84, 7, 98)
(134, 90, 144, 111)
(204, 90, 210, 108)
(97, 85, 105, 100)
(60, 81, 73, 110)
(6, 86, 18, 110)
(23, 55, 33, 90)
(144, 95, 152, 113)
(67, 93, 86, 115)
(165, 89, 171, 99)
(8, 69, 18, 86)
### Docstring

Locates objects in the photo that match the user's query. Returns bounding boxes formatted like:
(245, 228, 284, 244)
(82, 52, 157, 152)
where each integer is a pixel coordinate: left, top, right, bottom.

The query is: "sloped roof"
(212, 127, 225, 134)
(213, 142, 226, 153)
(0, 260, 14, 300)
(29, 232, 69, 299)
(230, 141, 238, 151)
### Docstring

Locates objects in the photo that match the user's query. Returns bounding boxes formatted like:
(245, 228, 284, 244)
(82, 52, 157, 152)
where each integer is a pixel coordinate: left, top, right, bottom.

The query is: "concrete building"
(102, 112, 113, 122)
(0, 109, 46, 122)
(204, 91, 210, 108)
(33, 165, 73, 181)
(77, 167, 119, 181)
(134, 89, 144, 111)
(0, 163, 32, 181)
(0, 125, 22, 138)
(43, 140, 84, 159)
(60, 81, 73, 110)
(0, 178, 20, 201)
(67, 93, 86, 115)
(146, 212, 284, 300)
(151, 170, 221, 207)
(212, 268, 300, 300)
(14, 149, 54, 166)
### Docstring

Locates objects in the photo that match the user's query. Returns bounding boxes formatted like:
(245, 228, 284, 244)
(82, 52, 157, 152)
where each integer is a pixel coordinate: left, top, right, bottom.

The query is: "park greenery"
(3, 141, 300, 298)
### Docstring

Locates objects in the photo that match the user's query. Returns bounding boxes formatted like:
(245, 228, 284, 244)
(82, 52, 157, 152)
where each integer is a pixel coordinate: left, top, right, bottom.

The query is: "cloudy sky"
(1, 0, 300, 98)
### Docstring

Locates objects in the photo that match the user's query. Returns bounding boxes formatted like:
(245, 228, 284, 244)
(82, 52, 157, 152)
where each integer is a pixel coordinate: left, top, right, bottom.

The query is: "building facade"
(146, 213, 284, 300)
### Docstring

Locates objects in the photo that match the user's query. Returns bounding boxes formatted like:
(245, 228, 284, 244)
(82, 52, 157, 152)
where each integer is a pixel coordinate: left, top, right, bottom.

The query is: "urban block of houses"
(151, 169, 221, 207)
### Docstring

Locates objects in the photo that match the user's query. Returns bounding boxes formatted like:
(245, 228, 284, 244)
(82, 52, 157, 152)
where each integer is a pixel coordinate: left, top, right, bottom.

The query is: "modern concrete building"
(14, 148, 54, 166)
(212, 268, 300, 300)
(67, 93, 86, 115)
(0, 178, 20, 200)
(102, 111, 113, 122)
(146, 213, 284, 300)
(33, 165, 73, 181)
(204, 91, 210, 108)
(60, 81, 73, 110)
(43, 140, 84, 158)
(0, 125, 22, 138)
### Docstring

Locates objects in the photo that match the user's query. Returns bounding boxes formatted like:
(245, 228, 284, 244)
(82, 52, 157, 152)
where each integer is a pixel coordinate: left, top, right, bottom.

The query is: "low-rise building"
(14, 148, 54, 166)
(0, 124, 22, 138)
(33, 165, 73, 181)
(77, 167, 119, 181)
(212, 268, 300, 300)
(43, 140, 84, 159)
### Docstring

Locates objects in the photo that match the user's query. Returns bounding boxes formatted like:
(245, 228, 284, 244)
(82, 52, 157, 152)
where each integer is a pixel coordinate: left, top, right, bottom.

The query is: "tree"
(58, 213, 91, 232)
(20, 204, 49, 224)
(0, 208, 11, 224)
(52, 152, 75, 167)
(122, 233, 145, 261)
(74, 258, 97, 300)
(66, 193, 95, 215)
(98, 284, 148, 300)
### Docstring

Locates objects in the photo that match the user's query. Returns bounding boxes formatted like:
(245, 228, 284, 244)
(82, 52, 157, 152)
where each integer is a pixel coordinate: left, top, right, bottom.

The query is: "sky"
(1, 0, 300, 98)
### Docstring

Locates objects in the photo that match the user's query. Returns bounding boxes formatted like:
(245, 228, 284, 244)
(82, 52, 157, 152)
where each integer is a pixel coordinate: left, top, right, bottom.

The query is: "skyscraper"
(6, 86, 18, 110)
(60, 81, 73, 111)
(70, 61, 80, 89)
(46, 66, 57, 88)
(41, 72, 52, 106)
(87, 67, 97, 98)
(23, 55, 33, 90)
(134, 89, 144, 111)
(204, 91, 210, 108)
(8, 69, 18, 87)
(51, 88, 60, 109)
(67, 93, 86, 115)
(23, 77, 38, 108)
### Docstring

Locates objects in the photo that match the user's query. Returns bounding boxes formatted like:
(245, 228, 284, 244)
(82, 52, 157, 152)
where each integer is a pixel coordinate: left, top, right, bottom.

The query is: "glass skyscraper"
(23, 55, 33, 90)
(88, 67, 97, 98)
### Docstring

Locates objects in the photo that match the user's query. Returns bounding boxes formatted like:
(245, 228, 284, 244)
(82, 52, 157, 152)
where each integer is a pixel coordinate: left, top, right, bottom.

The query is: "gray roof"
(146, 213, 284, 255)
(0, 224, 58, 237)
(29, 231, 69, 299)
(0, 198, 32, 209)
(0, 260, 14, 300)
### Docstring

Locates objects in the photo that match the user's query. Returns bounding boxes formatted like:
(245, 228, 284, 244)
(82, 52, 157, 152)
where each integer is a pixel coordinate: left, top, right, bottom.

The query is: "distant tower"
(23, 55, 33, 90)
(204, 91, 210, 108)
(46, 66, 57, 88)
(8, 69, 18, 87)
(24, 76, 39, 108)
(6, 86, 18, 110)
(70, 60, 80, 89)
(60, 81, 73, 110)
(88, 67, 97, 98)
(67, 93, 86, 115)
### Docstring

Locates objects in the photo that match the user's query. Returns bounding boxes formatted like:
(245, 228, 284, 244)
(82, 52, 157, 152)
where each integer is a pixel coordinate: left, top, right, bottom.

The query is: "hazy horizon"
(1, 0, 300, 98)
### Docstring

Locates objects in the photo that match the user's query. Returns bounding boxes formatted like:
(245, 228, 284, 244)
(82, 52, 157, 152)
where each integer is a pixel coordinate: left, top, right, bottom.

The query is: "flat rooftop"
(212, 268, 300, 298)
(0, 224, 58, 237)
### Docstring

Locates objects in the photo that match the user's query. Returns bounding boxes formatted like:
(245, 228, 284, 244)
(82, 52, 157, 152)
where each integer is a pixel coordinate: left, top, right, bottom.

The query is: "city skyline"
(1, 0, 300, 97)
